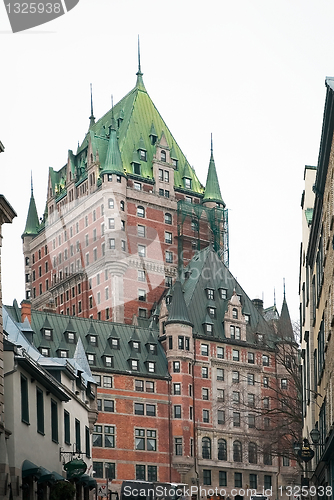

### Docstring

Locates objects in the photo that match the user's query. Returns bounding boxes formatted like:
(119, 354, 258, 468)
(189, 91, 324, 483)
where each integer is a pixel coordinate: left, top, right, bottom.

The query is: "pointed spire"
(136, 35, 146, 91)
(101, 110, 125, 177)
(202, 135, 225, 207)
(279, 281, 294, 340)
(166, 280, 193, 327)
(89, 83, 95, 128)
(22, 175, 39, 237)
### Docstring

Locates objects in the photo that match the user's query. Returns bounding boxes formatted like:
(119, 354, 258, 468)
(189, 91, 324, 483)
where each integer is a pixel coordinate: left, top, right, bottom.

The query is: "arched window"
(137, 206, 145, 218)
(248, 442, 257, 464)
(202, 437, 211, 459)
(161, 150, 166, 162)
(165, 213, 172, 224)
(232, 308, 238, 319)
(218, 439, 227, 460)
(108, 198, 114, 209)
(233, 440, 242, 462)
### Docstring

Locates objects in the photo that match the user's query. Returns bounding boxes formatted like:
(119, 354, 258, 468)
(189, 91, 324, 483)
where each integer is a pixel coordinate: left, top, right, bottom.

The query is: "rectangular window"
(146, 381, 154, 393)
(217, 368, 224, 381)
(93, 462, 103, 479)
(135, 380, 144, 392)
(36, 388, 44, 434)
(165, 232, 172, 244)
(201, 344, 209, 356)
(250, 474, 257, 489)
(248, 352, 255, 364)
(174, 405, 181, 418)
(104, 400, 114, 412)
(233, 391, 240, 403)
(21, 374, 29, 424)
(86, 426, 90, 458)
(247, 373, 255, 385)
(146, 404, 156, 416)
(173, 361, 180, 373)
(75, 419, 81, 452)
(217, 346, 224, 359)
(174, 383, 181, 395)
(219, 471, 227, 487)
(105, 426, 115, 448)
(165, 251, 173, 263)
(178, 336, 185, 349)
(51, 399, 58, 443)
(175, 437, 183, 455)
(263, 354, 270, 366)
(64, 410, 70, 445)
(263, 376, 269, 387)
(232, 371, 239, 383)
(264, 476, 272, 489)
(235, 472, 242, 488)
(135, 403, 145, 415)
(233, 412, 240, 427)
(103, 376, 112, 388)
(136, 464, 145, 480)
(147, 465, 157, 482)
(138, 244, 146, 257)
(202, 367, 208, 378)
(93, 425, 103, 447)
(203, 409, 209, 423)
(202, 388, 209, 400)
(248, 414, 255, 428)
(203, 470, 211, 486)
(218, 410, 225, 424)
(233, 349, 240, 361)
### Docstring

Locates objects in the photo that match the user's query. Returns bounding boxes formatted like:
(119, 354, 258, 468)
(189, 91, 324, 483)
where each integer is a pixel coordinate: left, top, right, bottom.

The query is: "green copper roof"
(100, 125, 124, 177)
(22, 189, 39, 236)
(203, 145, 225, 206)
(166, 280, 193, 326)
(75, 71, 204, 194)
(305, 208, 313, 226)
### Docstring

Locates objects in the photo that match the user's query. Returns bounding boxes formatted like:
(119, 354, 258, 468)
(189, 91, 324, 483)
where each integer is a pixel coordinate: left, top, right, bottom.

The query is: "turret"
(202, 135, 225, 208)
(22, 178, 40, 300)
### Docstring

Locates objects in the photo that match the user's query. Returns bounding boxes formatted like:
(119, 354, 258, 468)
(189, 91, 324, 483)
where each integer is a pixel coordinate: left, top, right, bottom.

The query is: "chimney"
(21, 300, 32, 324)
(252, 298, 264, 316)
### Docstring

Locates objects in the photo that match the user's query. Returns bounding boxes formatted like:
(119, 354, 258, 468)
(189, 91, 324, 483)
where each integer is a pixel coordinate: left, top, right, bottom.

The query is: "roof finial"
(274, 287, 276, 306)
(31, 171, 33, 195)
(210, 133, 214, 159)
(89, 83, 95, 128)
(283, 278, 286, 300)
(137, 35, 142, 75)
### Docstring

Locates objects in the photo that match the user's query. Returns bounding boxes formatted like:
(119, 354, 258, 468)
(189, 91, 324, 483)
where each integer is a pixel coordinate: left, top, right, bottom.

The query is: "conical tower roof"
(166, 280, 193, 326)
(279, 291, 294, 340)
(22, 182, 39, 237)
(202, 137, 225, 206)
(101, 123, 125, 177)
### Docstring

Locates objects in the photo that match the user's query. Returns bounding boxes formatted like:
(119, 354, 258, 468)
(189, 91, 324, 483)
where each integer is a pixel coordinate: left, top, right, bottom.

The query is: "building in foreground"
(3, 302, 98, 500)
(7, 246, 299, 497)
(300, 77, 334, 491)
(22, 62, 228, 325)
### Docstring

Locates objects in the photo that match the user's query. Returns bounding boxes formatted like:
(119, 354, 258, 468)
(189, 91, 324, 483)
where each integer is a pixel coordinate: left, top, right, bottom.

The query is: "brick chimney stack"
(20, 300, 32, 324)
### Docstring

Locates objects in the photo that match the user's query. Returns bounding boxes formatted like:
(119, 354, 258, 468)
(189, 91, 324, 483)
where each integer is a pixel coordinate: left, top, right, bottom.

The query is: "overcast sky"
(1, 0, 334, 322)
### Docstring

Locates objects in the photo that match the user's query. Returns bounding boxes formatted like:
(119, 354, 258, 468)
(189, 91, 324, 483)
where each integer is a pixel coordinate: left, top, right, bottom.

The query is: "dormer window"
(208, 307, 216, 319)
(87, 353, 96, 365)
(184, 178, 191, 189)
(139, 150, 147, 161)
(172, 159, 178, 168)
(131, 359, 139, 371)
(59, 350, 68, 358)
(230, 326, 241, 340)
(257, 333, 264, 344)
(245, 314, 250, 324)
(43, 328, 53, 340)
(204, 323, 213, 336)
(103, 355, 114, 368)
(133, 341, 140, 352)
(148, 344, 157, 355)
(150, 135, 157, 145)
(40, 347, 50, 356)
(110, 338, 120, 350)
(133, 163, 141, 175)
(232, 308, 238, 319)
(161, 150, 166, 162)
(219, 288, 227, 299)
(89, 335, 98, 346)
(67, 331, 76, 344)
(147, 361, 156, 373)
(206, 289, 214, 300)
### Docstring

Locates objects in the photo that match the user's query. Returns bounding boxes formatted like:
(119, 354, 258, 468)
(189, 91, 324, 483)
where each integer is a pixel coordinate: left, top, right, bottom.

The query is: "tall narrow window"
(85, 426, 91, 458)
(21, 374, 29, 424)
(75, 419, 81, 452)
(51, 400, 58, 443)
(36, 388, 44, 434)
(64, 410, 70, 445)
